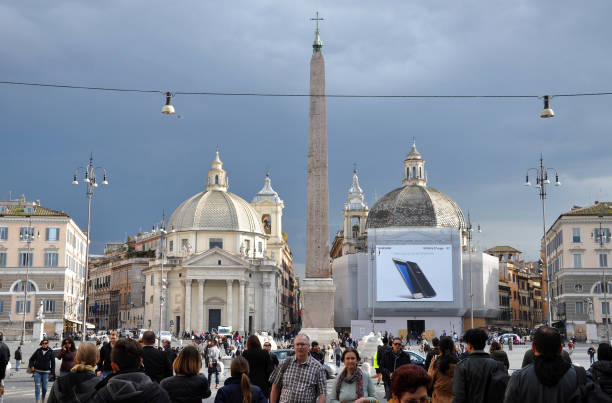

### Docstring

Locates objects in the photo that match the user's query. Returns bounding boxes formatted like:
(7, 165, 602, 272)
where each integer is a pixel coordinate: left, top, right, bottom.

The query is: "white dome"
(169, 190, 264, 234)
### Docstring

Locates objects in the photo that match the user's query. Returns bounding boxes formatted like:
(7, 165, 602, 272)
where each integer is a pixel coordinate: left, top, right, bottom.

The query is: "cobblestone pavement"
(1, 341, 595, 402)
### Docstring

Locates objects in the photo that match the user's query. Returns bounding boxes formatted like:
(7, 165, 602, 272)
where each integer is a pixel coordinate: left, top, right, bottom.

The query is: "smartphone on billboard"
(392, 258, 436, 299)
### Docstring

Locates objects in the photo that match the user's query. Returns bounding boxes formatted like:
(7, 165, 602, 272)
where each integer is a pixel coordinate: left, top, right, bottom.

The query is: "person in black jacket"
(589, 342, 612, 398)
(241, 335, 273, 397)
(97, 330, 118, 379)
(0, 332, 9, 402)
(453, 328, 507, 403)
(310, 341, 325, 365)
(424, 337, 439, 371)
(161, 345, 211, 403)
(91, 338, 170, 403)
(140, 331, 173, 383)
(262, 341, 278, 369)
(380, 337, 411, 400)
(29, 338, 56, 403)
(47, 342, 101, 403)
(215, 356, 266, 403)
(162, 340, 178, 367)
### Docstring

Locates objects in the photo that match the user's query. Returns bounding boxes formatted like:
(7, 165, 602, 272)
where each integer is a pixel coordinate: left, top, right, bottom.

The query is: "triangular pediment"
(182, 247, 248, 267)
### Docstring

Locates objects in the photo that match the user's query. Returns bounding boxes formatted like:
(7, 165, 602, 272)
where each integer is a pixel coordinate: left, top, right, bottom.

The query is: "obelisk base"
(300, 278, 337, 346)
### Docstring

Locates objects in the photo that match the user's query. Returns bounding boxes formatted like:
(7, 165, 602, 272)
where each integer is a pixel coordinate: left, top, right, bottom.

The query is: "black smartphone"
(405, 261, 436, 298)
(392, 258, 423, 299)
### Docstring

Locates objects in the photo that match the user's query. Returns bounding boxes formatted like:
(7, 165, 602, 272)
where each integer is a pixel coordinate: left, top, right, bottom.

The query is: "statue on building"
(36, 301, 44, 321)
(585, 298, 594, 321)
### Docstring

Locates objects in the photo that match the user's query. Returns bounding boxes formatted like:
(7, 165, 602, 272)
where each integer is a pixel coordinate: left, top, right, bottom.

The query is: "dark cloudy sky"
(2, 1, 612, 270)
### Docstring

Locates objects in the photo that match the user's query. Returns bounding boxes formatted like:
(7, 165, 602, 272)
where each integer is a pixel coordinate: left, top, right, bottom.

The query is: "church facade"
(142, 151, 295, 335)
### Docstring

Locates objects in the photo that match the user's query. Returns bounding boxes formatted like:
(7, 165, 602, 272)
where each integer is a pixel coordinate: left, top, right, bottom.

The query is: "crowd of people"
(4, 327, 612, 402)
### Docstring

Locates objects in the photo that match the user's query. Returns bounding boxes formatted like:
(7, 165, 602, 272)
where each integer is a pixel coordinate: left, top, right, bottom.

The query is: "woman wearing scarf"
(329, 347, 377, 403)
(47, 342, 101, 403)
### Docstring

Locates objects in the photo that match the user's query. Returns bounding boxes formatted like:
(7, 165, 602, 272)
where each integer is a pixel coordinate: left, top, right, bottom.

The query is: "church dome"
(168, 150, 264, 234)
(366, 143, 465, 230)
(168, 190, 264, 234)
(366, 185, 466, 229)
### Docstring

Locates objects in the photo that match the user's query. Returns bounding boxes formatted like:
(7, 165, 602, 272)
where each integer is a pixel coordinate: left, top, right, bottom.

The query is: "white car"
(216, 326, 232, 337)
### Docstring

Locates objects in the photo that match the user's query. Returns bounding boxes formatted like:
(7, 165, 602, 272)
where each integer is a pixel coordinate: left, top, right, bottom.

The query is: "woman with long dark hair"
(214, 356, 266, 403)
(428, 336, 459, 403)
(241, 335, 273, 397)
(57, 338, 76, 376)
(29, 338, 55, 403)
(489, 340, 509, 370)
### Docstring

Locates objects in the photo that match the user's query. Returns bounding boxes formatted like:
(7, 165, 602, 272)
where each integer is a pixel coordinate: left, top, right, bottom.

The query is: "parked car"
(500, 333, 521, 344)
(216, 326, 232, 337)
(270, 348, 336, 379)
(405, 350, 426, 368)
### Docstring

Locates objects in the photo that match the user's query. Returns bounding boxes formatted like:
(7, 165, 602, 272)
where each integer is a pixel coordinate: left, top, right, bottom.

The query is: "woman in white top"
(329, 347, 377, 403)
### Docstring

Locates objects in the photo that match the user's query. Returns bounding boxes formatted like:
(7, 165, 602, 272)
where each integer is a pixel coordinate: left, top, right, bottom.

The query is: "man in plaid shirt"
(269, 334, 327, 403)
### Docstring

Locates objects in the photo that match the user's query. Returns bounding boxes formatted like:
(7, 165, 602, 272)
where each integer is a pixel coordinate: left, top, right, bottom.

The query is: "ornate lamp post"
(524, 154, 561, 325)
(466, 213, 481, 329)
(72, 155, 109, 342)
(593, 216, 611, 342)
(20, 214, 38, 345)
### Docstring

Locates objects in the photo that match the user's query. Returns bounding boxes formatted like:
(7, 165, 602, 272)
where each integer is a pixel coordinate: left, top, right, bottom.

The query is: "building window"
(16, 300, 31, 313)
(0, 252, 6, 267)
(572, 228, 581, 243)
(44, 300, 56, 313)
(46, 281, 54, 290)
(45, 252, 58, 267)
(603, 302, 611, 315)
(209, 238, 223, 249)
(600, 253, 609, 268)
(150, 275, 154, 286)
(0, 206, 6, 213)
(0, 300, 3, 313)
(0, 227, 7, 241)
(244, 239, 250, 253)
(262, 215, 271, 235)
(575, 284, 583, 292)
(573, 253, 583, 268)
(258, 242, 263, 253)
(19, 227, 34, 242)
(46, 227, 60, 241)
(181, 239, 189, 251)
(169, 240, 173, 252)
(19, 252, 33, 267)
(595, 227, 612, 244)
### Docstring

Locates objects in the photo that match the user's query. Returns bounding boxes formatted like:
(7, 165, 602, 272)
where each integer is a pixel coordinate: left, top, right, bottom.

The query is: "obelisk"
(301, 12, 337, 346)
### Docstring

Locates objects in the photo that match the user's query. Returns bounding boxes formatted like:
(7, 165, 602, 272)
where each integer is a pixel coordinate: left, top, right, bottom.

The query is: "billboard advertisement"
(376, 244, 453, 302)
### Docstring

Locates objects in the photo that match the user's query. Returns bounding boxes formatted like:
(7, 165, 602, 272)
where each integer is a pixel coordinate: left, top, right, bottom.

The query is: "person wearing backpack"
(504, 326, 597, 403)
(452, 328, 508, 403)
(588, 343, 612, 398)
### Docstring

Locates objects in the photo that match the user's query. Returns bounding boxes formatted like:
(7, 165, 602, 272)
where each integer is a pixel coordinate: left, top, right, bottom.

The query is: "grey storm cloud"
(2, 0, 612, 263)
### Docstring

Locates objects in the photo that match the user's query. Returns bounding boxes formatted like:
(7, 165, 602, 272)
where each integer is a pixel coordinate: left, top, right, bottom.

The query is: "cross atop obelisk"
(301, 11, 336, 346)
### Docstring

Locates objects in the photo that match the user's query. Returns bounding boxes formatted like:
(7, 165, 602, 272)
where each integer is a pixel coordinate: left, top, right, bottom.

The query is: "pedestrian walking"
(97, 330, 118, 379)
(160, 345, 211, 403)
(263, 342, 279, 369)
(90, 338, 170, 403)
(207, 340, 222, 389)
(379, 337, 411, 400)
(269, 333, 326, 403)
(14, 346, 22, 373)
(334, 344, 342, 368)
(589, 344, 597, 366)
(452, 328, 508, 403)
(47, 342, 101, 403)
(329, 347, 376, 403)
(57, 338, 77, 376)
(242, 335, 273, 397)
(215, 356, 266, 403)
(428, 336, 458, 403)
(391, 364, 431, 403)
(588, 342, 612, 398)
(310, 341, 324, 365)
(162, 340, 178, 367)
(29, 338, 56, 403)
(141, 331, 173, 383)
(0, 332, 9, 403)
(489, 341, 510, 370)
(504, 326, 600, 403)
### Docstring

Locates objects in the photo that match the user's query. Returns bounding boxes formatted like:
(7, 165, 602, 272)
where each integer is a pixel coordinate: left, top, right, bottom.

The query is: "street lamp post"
(20, 214, 37, 345)
(72, 155, 108, 342)
(466, 213, 481, 329)
(158, 216, 167, 348)
(596, 217, 611, 342)
(525, 154, 561, 326)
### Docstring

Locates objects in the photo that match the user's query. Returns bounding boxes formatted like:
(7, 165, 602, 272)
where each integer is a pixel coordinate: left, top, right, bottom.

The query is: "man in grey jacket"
(503, 326, 584, 403)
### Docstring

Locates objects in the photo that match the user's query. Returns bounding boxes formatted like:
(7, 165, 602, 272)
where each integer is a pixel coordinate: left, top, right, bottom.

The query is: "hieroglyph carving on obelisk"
(306, 11, 330, 279)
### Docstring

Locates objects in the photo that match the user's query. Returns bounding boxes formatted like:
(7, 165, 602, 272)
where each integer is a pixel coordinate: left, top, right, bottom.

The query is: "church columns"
(239, 280, 245, 333)
(184, 279, 192, 332)
(198, 280, 205, 332)
(226, 280, 233, 328)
